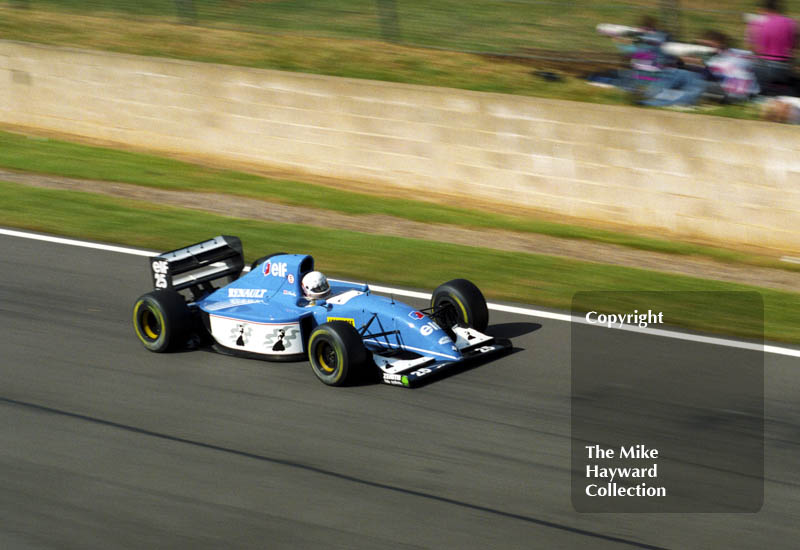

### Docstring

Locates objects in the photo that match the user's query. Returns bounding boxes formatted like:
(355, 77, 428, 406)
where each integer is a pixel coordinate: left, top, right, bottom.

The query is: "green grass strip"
(1, 180, 796, 344)
(0, 130, 790, 271)
(0, 6, 766, 121)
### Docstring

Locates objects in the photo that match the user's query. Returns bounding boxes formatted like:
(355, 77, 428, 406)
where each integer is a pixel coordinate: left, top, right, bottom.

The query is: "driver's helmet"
(301, 271, 331, 300)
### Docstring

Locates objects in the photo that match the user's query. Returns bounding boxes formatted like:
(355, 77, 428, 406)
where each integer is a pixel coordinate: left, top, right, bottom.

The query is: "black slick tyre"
(431, 278, 489, 332)
(132, 290, 191, 352)
(307, 321, 368, 386)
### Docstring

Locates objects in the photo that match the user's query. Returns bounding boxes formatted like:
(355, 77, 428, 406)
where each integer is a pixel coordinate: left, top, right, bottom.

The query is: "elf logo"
(263, 261, 288, 277)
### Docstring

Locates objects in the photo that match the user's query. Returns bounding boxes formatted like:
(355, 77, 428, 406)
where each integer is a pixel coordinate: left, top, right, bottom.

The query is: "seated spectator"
(703, 31, 760, 101)
(616, 16, 674, 89)
(747, 0, 797, 94)
(589, 16, 675, 92)
(639, 31, 759, 107)
(638, 67, 708, 107)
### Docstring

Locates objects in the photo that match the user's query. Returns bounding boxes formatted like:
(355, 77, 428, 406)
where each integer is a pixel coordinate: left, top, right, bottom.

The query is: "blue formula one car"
(132, 236, 511, 387)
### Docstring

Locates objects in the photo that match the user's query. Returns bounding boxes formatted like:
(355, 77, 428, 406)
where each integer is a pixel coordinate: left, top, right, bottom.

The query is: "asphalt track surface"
(1, 232, 799, 549)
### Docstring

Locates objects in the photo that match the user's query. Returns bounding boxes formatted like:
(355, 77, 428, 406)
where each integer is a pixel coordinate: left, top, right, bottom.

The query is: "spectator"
(587, 16, 675, 92)
(639, 31, 758, 107)
(747, 0, 797, 93)
(761, 95, 800, 122)
(703, 31, 760, 101)
(638, 67, 708, 107)
(618, 16, 673, 88)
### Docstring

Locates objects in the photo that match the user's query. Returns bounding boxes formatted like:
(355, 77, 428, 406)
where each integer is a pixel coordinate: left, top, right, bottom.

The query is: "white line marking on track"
(0, 228, 156, 257)
(356, 282, 799, 358)
(4, 228, 799, 358)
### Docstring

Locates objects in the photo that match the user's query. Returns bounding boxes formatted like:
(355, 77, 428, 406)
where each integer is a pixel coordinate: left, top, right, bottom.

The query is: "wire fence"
(4, 1, 796, 57)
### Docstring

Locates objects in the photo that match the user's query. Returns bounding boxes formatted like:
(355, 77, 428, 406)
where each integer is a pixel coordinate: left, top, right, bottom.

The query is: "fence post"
(376, 0, 401, 43)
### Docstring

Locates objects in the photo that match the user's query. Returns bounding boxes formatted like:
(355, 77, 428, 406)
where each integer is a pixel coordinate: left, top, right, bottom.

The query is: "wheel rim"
(316, 341, 337, 373)
(436, 299, 460, 328)
(141, 307, 161, 340)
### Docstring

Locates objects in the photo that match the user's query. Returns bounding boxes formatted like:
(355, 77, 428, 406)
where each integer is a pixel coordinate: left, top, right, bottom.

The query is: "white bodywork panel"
(452, 325, 493, 351)
(209, 315, 303, 355)
(373, 354, 435, 374)
(326, 290, 364, 305)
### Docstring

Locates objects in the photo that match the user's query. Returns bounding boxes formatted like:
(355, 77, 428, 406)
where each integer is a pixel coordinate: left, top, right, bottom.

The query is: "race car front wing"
(378, 333, 512, 388)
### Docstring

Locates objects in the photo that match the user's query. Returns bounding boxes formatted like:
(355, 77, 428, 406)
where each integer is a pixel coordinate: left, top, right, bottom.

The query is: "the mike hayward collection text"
(584, 444, 666, 497)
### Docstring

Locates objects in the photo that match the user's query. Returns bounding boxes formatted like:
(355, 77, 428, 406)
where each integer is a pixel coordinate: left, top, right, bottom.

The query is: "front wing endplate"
(380, 337, 512, 388)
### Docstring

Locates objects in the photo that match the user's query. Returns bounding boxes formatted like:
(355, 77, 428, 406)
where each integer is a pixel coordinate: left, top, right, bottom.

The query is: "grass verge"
(0, 129, 793, 272)
(0, 6, 628, 106)
(1, 180, 797, 344)
(0, 5, 768, 119)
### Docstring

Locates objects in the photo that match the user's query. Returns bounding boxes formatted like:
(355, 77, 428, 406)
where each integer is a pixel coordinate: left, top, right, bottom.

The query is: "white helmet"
(301, 271, 331, 300)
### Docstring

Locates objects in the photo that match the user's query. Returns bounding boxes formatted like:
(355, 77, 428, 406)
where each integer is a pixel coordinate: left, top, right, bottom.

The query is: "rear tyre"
(132, 290, 191, 352)
(431, 279, 489, 332)
(308, 321, 368, 386)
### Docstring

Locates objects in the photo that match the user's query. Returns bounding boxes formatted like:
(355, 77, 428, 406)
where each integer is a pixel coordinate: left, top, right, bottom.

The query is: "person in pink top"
(747, 0, 797, 93)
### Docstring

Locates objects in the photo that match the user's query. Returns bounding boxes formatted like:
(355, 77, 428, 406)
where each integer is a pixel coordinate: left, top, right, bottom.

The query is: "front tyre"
(132, 290, 191, 352)
(308, 321, 368, 386)
(431, 279, 489, 332)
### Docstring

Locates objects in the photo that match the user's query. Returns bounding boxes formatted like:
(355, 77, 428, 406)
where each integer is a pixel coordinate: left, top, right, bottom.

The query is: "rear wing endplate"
(150, 235, 244, 292)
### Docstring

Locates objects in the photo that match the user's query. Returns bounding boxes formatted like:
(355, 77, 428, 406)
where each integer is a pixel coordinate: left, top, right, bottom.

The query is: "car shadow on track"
(485, 322, 542, 339)
(410, 342, 525, 389)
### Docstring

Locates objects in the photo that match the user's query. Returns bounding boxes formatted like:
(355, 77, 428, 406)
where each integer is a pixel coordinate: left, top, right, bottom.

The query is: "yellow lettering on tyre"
(133, 301, 146, 342)
(326, 317, 355, 326)
(134, 300, 159, 343)
(451, 295, 469, 324)
(142, 309, 158, 339)
(333, 348, 344, 382)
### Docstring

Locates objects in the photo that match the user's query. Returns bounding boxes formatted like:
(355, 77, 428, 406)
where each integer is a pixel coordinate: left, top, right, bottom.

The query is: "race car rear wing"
(149, 235, 244, 293)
